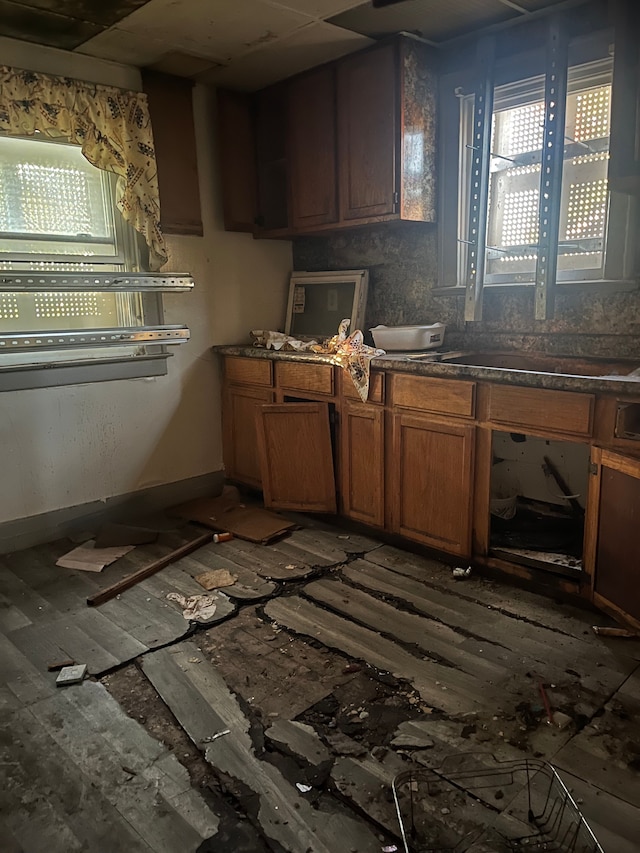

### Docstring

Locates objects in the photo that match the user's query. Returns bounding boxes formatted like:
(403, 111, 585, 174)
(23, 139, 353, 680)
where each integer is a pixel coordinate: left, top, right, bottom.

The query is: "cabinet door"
(588, 448, 640, 628)
(289, 66, 338, 229)
(256, 403, 336, 512)
(256, 85, 289, 231)
(217, 90, 257, 232)
(391, 412, 475, 557)
(338, 44, 397, 220)
(223, 385, 274, 488)
(340, 402, 384, 527)
(143, 71, 202, 235)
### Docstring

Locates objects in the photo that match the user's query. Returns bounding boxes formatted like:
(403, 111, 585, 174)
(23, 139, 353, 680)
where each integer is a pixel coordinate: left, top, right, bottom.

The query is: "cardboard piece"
(56, 541, 135, 572)
(172, 493, 296, 545)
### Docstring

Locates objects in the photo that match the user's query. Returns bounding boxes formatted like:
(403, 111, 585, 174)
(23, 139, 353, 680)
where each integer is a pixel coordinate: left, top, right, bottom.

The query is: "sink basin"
(439, 351, 640, 378)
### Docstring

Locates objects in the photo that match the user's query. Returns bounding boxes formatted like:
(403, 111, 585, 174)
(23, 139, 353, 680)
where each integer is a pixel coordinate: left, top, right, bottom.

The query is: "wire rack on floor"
(392, 753, 604, 853)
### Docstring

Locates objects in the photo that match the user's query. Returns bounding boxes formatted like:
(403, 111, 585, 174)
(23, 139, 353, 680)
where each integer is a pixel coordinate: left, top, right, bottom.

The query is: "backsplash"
(292, 223, 640, 358)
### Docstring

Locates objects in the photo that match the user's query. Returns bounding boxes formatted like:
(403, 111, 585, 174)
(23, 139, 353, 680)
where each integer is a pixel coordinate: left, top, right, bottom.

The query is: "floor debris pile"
(1, 515, 639, 851)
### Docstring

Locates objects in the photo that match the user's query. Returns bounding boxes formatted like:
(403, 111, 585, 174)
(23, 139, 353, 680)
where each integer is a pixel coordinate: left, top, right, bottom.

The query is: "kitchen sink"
(438, 351, 640, 378)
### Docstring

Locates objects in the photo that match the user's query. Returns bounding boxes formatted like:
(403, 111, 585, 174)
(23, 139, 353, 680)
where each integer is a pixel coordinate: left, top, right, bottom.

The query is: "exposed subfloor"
(1, 515, 639, 852)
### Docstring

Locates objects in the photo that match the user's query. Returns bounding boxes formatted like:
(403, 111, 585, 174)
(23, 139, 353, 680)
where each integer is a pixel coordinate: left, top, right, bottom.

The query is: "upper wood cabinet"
(217, 90, 257, 233)
(338, 44, 397, 221)
(288, 65, 338, 229)
(142, 71, 202, 236)
(217, 35, 437, 237)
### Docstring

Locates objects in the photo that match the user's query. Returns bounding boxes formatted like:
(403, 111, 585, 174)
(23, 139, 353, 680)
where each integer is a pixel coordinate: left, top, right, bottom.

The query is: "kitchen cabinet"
(255, 85, 289, 232)
(217, 90, 257, 233)
(337, 43, 397, 220)
(391, 412, 475, 557)
(222, 384, 274, 488)
(220, 352, 640, 628)
(256, 402, 336, 512)
(217, 35, 436, 237)
(143, 70, 202, 235)
(340, 401, 385, 527)
(588, 448, 640, 629)
(288, 65, 338, 229)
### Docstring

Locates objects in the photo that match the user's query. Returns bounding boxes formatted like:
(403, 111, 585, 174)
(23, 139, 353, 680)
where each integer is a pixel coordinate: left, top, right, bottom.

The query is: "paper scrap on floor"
(56, 540, 135, 572)
(195, 569, 236, 590)
(166, 592, 217, 622)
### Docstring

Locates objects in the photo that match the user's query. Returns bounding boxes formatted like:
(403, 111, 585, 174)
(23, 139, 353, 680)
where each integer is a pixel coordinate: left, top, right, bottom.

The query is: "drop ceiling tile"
(264, 0, 365, 19)
(329, 0, 520, 43)
(75, 26, 170, 66)
(201, 20, 373, 91)
(0, 0, 104, 49)
(145, 51, 222, 77)
(7, 0, 152, 27)
(110, 0, 314, 62)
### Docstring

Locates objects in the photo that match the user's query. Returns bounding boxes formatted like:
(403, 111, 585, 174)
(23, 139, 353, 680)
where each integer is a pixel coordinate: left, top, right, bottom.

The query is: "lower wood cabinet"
(222, 385, 274, 488)
(256, 402, 337, 513)
(340, 401, 385, 527)
(391, 412, 475, 557)
(589, 447, 640, 629)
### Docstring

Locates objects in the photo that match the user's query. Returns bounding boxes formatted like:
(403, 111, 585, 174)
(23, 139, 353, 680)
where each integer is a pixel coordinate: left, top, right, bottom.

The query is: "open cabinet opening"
(489, 431, 590, 577)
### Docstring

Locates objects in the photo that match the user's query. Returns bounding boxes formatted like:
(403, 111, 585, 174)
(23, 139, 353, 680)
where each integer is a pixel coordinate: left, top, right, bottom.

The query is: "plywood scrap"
(57, 541, 135, 572)
(94, 522, 159, 548)
(171, 493, 296, 544)
(194, 569, 236, 590)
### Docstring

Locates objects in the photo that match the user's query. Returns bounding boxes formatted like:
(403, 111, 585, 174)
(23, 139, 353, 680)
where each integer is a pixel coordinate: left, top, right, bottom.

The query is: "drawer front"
(393, 374, 476, 418)
(489, 385, 594, 437)
(342, 370, 384, 404)
(225, 357, 272, 386)
(277, 362, 334, 395)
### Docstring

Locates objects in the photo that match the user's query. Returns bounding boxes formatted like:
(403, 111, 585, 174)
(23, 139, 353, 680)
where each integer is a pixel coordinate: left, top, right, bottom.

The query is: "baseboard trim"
(0, 470, 224, 554)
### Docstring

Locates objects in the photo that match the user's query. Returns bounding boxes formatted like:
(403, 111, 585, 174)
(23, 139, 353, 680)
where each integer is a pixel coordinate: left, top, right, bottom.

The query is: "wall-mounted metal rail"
(0, 273, 194, 292)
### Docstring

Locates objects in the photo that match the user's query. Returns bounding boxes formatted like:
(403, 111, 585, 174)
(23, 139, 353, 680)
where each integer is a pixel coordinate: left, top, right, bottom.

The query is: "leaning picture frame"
(284, 270, 369, 341)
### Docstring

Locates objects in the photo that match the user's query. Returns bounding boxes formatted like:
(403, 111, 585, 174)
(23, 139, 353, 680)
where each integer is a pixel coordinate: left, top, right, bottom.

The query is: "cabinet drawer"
(342, 370, 384, 404)
(225, 357, 272, 386)
(489, 385, 594, 437)
(393, 374, 475, 418)
(277, 362, 334, 395)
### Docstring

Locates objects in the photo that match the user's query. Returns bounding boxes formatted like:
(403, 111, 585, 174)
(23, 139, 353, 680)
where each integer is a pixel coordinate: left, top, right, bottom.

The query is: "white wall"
(0, 41, 292, 526)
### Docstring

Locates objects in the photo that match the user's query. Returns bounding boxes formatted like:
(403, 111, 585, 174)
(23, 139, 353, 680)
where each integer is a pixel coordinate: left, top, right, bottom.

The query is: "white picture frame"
(284, 270, 369, 340)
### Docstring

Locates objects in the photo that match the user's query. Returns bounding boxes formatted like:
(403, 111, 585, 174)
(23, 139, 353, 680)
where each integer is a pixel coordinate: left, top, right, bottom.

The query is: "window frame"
(0, 133, 189, 391)
(437, 35, 639, 301)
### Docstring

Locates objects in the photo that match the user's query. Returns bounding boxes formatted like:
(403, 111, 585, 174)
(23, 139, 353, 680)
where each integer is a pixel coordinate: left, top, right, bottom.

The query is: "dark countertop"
(213, 345, 640, 396)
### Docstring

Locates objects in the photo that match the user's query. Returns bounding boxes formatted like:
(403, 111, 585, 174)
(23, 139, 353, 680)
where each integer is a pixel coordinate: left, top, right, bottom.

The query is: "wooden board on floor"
(141, 641, 382, 853)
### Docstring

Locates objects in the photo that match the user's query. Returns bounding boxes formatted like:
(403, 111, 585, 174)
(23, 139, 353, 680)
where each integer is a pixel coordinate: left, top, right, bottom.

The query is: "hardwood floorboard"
(142, 641, 382, 853)
(265, 596, 487, 715)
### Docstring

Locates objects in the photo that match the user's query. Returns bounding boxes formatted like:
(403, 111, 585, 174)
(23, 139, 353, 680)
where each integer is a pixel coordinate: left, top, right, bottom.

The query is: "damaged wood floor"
(1, 517, 639, 852)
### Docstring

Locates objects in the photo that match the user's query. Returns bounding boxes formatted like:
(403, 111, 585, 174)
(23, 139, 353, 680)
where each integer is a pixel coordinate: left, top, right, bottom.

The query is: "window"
(439, 46, 638, 312)
(463, 61, 616, 285)
(0, 134, 191, 386)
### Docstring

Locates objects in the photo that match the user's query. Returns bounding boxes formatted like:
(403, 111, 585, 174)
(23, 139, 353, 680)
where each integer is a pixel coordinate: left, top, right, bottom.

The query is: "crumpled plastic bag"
(166, 592, 217, 622)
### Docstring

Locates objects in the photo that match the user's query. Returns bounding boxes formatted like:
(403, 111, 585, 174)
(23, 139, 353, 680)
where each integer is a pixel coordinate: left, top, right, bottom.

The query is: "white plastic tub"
(370, 323, 446, 352)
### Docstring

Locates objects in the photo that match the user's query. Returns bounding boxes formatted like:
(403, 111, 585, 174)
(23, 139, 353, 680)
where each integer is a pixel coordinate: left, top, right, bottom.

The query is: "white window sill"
(431, 279, 640, 296)
(0, 352, 170, 392)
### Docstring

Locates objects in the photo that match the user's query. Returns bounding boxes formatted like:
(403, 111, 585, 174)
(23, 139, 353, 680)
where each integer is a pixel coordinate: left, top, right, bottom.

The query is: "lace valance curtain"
(0, 66, 167, 270)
